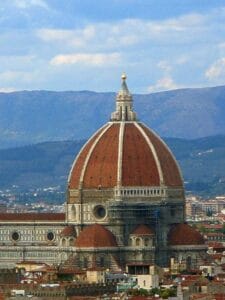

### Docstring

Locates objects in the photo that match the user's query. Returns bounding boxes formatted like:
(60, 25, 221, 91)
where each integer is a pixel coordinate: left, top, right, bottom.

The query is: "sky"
(1, 0, 225, 93)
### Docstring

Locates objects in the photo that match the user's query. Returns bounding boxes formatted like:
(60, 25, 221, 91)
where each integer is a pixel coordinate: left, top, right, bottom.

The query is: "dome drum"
(68, 185, 184, 206)
(114, 186, 184, 200)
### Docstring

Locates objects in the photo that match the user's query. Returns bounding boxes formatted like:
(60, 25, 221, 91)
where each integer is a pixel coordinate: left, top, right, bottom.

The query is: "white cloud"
(147, 76, 179, 92)
(13, 0, 49, 9)
(1, 6, 225, 91)
(50, 52, 121, 66)
(37, 29, 71, 41)
(205, 58, 225, 80)
(37, 26, 96, 48)
(116, 13, 206, 43)
(36, 12, 208, 52)
(156, 56, 189, 74)
(0, 87, 16, 93)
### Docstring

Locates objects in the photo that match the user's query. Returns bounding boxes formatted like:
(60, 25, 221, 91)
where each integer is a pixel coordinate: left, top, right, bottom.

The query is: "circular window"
(11, 231, 20, 241)
(94, 205, 106, 219)
(47, 232, 54, 241)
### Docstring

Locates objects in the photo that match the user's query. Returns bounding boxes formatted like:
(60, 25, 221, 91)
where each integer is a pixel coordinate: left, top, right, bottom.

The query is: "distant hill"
(0, 135, 224, 197)
(166, 135, 225, 196)
(0, 85, 225, 148)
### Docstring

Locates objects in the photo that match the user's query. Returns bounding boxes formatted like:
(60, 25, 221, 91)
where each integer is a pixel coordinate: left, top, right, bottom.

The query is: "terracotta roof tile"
(210, 254, 223, 259)
(141, 124, 183, 187)
(190, 294, 211, 300)
(131, 224, 154, 235)
(60, 225, 76, 237)
(122, 124, 160, 186)
(0, 213, 65, 221)
(75, 224, 118, 248)
(69, 125, 108, 189)
(168, 223, 205, 245)
(68, 121, 183, 189)
(83, 124, 119, 188)
(207, 242, 225, 249)
(214, 294, 225, 300)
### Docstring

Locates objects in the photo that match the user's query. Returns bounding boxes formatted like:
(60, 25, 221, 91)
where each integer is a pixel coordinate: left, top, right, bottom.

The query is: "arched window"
(72, 205, 76, 219)
(62, 238, 66, 247)
(69, 238, 74, 246)
(100, 257, 105, 267)
(186, 256, 192, 271)
(83, 257, 88, 268)
(136, 238, 141, 246)
(144, 238, 149, 247)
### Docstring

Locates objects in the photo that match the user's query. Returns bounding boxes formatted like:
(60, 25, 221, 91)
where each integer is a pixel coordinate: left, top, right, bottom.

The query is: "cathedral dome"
(75, 224, 118, 248)
(68, 75, 183, 190)
(168, 223, 205, 246)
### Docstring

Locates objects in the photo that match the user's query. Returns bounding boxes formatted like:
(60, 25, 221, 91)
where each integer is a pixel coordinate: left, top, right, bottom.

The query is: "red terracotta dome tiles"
(83, 123, 119, 188)
(69, 125, 107, 189)
(122, 124, 160, 186)
(75, 224, 118, 248)
(168, 223, 205, 245)
(140, 124, 183, 187)
(60, 225, 76, 237)
(69, 121, 183, 189)
(131, 224, 155, 235)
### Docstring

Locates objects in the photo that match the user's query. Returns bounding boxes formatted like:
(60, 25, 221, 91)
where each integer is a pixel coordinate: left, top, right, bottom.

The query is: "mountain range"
(0, 135, 224, 197)
(0, 85, 225, 148)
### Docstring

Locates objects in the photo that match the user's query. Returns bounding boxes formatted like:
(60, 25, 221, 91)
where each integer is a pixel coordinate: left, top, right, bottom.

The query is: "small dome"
(75, 224, 118, 248)
(60, 225, 76, 237)
(168, 223, 204, 246)
(131, 224, 154, 235)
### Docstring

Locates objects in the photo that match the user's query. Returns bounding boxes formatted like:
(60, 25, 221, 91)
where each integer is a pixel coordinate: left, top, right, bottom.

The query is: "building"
(0, 74, 207, 272)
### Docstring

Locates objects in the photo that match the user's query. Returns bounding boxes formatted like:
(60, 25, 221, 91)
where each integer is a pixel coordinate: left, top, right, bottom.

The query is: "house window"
(69, 238, 74, 246)
(100, 257, 105, 267)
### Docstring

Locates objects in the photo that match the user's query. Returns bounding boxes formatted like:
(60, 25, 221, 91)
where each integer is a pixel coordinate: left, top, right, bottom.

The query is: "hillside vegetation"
(0, 85, 225, 148)
(0, 136, 224, 197)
